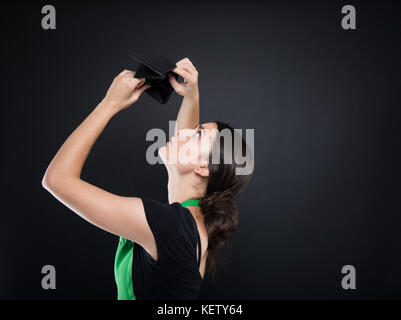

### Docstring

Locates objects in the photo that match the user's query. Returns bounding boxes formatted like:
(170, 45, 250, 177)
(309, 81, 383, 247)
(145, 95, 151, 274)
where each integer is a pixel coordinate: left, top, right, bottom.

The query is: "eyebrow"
(195, 123, 205, 130)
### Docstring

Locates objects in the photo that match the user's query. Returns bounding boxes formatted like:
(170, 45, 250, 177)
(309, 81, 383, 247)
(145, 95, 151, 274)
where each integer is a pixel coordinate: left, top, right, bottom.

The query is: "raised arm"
(168, 58, 200, 135)
(41, 70, 158, 254)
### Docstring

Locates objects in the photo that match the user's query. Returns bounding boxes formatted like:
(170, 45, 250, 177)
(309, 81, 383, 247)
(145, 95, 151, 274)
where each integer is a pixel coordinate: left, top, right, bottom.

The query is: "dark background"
(1, 0, 400, 299)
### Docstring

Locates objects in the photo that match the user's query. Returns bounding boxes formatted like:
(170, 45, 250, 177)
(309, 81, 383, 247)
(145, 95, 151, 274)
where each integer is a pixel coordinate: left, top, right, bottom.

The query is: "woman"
(42, 57, 253, 300)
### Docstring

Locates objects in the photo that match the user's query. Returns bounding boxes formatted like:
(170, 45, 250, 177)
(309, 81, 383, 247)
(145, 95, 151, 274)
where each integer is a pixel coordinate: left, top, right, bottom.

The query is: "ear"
(195, 165, 209, 177)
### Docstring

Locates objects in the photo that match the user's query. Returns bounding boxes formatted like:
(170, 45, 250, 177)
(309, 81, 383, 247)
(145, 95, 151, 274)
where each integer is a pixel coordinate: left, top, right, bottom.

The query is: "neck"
(166, 168, 206, 204)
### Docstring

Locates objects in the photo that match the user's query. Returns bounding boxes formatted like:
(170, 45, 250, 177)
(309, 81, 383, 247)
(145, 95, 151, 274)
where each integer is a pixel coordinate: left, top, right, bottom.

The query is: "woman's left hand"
(102, 69, 151, 113)
(168, 58, 199, 101)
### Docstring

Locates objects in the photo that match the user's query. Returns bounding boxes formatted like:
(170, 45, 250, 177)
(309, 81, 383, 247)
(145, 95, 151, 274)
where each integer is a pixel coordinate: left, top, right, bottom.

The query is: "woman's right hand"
(168, 58, 199, 101)
(102, 70, 150, 114)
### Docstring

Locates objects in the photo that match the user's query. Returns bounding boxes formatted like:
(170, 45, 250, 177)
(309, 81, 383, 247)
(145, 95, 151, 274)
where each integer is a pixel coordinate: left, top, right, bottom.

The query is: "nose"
(172, 128, 196, 142)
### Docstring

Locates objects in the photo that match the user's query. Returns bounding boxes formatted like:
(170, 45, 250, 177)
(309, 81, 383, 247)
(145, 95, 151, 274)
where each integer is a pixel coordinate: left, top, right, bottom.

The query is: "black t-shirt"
(132, 197, 203, 300)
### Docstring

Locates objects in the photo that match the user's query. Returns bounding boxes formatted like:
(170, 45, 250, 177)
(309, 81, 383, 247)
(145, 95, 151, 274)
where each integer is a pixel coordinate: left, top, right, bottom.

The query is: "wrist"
(98, 99, 119, 117)
(184, 92, 199, 103)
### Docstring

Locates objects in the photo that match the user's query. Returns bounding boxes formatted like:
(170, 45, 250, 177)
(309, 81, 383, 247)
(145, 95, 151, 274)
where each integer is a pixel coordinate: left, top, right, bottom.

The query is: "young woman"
(42, 58, 253, 300)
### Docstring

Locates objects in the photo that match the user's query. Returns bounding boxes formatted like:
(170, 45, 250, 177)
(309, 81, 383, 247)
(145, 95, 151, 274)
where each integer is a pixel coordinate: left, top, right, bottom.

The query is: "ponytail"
(199, 120, 254, 282)
(199, 188, 239, 281)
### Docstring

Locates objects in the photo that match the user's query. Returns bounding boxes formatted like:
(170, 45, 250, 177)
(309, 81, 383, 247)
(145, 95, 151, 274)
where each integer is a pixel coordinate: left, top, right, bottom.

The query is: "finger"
(128, 76, 145, 88)
(181, 58, 197, 75)
(120, 71, 137, 80)
(171, 66, 195, 83)
(122, 70, 136, 78)
(176, 59, 197, 74)
(168, 74, 185, 94)
(118, 69, 133, 77)
(176, 57, 194, 68)
(176, 58, 187, 65)
(175, 62, 194, 76)
(136, 83, 151, 94)
(134, 78, 146, 88)
(130, 84, 151, 103)
(119, 74, 143, 91)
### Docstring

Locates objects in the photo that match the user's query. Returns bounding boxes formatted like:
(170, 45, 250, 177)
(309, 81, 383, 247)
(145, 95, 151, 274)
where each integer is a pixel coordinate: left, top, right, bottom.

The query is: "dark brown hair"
(199, 120, 254, 281)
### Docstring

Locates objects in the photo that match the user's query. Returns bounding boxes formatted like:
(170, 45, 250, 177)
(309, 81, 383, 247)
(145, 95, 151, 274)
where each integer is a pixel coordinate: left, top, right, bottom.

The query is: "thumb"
(168, 74, 184, 95)
(129, 84, 151, 103)
(138, 83, 151, 93)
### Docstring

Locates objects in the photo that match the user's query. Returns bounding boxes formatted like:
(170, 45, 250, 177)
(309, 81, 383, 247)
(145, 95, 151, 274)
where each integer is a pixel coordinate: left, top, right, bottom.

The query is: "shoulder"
(141, 198, 183, 219)
(141, 198, 190, 218)
(140, 198, 196, 262)
(140, 198, 196, 244)
(141, 198, 188, 238)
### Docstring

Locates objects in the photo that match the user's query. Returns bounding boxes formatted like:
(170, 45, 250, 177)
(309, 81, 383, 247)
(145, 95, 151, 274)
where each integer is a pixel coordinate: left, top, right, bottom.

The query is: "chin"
(158, 145, 167, 163)
(158, 144, 178, 172)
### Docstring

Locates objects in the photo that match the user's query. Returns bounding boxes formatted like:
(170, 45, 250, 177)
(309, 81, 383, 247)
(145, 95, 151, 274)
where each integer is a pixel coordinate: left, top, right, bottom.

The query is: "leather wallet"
(130, 52, 179, 104)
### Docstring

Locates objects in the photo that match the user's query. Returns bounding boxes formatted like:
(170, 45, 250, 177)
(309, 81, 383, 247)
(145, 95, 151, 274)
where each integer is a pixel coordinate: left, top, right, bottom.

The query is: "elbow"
(42, 172, 53, 191)
(42, 169, 59, 191)
(42, 169, 77, 194)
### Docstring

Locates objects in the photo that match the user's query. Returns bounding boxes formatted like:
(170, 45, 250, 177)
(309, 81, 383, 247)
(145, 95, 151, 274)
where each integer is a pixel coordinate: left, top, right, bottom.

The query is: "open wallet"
(130, 52, 179, 104)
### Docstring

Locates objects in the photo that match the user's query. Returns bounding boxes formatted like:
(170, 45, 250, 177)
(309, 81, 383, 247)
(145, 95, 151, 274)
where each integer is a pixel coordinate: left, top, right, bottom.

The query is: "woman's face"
(159, 122, 219, 175)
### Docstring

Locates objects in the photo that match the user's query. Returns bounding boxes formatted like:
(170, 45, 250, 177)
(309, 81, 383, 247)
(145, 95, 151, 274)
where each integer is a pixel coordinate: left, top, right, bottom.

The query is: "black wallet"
(130, 52, 179, 104)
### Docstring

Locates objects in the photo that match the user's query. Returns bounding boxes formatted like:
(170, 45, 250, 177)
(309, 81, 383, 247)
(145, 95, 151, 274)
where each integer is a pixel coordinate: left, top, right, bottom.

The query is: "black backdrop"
(1, 0, 400, 299)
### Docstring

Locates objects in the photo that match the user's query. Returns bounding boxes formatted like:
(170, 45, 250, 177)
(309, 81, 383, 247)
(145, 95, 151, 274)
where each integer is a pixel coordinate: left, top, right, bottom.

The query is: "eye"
(193, 130, 202, 138)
